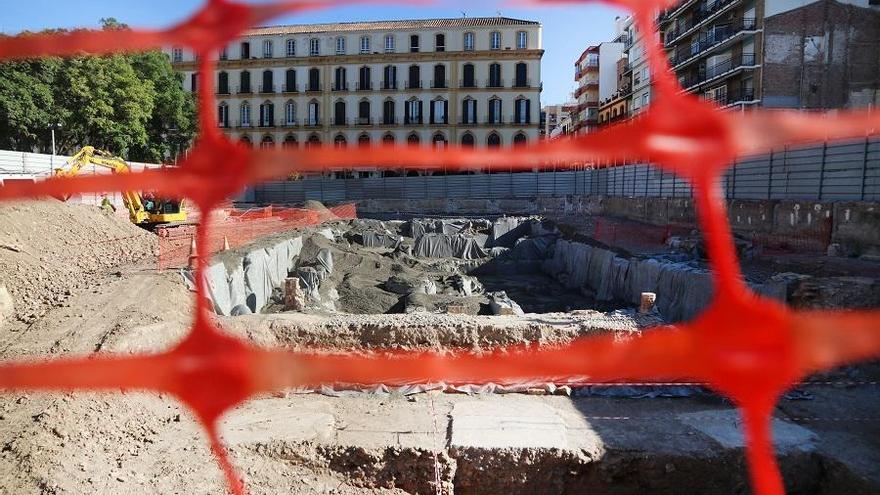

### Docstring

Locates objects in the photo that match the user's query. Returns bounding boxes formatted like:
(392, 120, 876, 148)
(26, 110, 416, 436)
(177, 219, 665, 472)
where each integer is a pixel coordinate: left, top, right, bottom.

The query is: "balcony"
(704, 87, 757, 107)
(305, 84, 321, 93)
(236, 85, 252, 95)
(431, 79, 448, 89)
(663, 0, 744, 47)
(216, 87, 231, 96)
(681, 53, 758, 90)
(257, 120, 277, 128)
(259, 84, 276, 94)
(382, 118, 396, 125)
(406, 80, 423, 90)
(512, 78, 531, 89)
(382, 81, 398, 90)
(486, 78, 505, 89)
(404, 117, 423, 125)
(332, 118, 349, 127)
(304, 119, 321, 128)
(282, 120, 299, 128)
(459, 79, 477, 89)
(356, 117, 372, 125)
(460, 119, 478, 126)
(235, 121, 252, 129)
(332, 83, 349, 92)
(356, 82, 372, 91)
(282, 84, 298, 93)
(669, 18, 758, 68)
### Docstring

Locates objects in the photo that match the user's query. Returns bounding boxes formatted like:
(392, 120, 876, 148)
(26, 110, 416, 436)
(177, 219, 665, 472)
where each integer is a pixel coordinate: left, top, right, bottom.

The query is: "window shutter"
(269, 105, 275, 126)
(526, 99, 531, 124)
(489, 101, 496, 123)
(418, 101, 423, 123)
(430, 101, 436, 124)
(514, 101, 521, 123)
(443, 101, 449, 124)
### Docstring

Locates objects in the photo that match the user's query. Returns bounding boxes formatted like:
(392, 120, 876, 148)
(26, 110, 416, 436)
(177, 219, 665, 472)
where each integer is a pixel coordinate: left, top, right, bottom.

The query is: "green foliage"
(0, 20, 196, 162)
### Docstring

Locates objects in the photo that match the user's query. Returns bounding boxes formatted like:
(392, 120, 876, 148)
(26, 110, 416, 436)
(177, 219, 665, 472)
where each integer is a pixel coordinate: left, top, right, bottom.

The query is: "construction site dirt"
(0, 199, 877, 494)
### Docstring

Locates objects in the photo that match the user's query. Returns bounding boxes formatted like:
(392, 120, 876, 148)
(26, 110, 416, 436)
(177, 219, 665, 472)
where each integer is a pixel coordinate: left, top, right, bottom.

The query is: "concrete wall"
(354, 195, 880, 256)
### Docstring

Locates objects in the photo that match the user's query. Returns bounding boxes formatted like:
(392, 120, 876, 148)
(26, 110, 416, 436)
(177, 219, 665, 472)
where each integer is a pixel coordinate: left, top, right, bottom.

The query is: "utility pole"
(49, 122, 62, 174)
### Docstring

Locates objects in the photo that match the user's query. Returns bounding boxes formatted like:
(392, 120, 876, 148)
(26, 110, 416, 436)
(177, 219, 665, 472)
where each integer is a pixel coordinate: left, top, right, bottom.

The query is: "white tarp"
(413, 234, 488, 260)
(243, 250, 273, 313)
(205, 262, 232, 316)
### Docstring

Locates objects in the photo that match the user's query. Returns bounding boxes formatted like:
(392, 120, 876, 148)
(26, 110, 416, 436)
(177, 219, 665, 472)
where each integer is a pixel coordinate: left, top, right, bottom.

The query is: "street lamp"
(49, 122, 62, 173)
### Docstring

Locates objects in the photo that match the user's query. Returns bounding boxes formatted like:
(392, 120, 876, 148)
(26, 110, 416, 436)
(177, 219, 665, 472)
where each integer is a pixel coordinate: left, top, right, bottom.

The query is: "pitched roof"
(245, 17, 540, 37)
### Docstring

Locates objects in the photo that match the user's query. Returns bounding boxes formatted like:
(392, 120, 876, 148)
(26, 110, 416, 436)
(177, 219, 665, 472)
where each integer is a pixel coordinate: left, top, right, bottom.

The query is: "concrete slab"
(677, 410, 817, 454)
(219, 398, 334, 445)
(450, 400, 568, 449)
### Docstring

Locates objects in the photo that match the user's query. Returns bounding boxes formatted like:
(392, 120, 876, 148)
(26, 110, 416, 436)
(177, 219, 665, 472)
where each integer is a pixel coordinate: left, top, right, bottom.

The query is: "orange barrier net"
(0, 1, 878, 495)
(157, 203, 356, 270)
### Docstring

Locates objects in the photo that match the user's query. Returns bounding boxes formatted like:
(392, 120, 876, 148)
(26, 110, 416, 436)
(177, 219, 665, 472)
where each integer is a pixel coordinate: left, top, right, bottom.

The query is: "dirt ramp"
(0, 200, 156, 323)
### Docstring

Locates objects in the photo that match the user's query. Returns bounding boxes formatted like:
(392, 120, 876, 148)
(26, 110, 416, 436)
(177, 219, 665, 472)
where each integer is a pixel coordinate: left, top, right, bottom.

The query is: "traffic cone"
(222, 236, 230, 251)
(187, 237, 198, 269)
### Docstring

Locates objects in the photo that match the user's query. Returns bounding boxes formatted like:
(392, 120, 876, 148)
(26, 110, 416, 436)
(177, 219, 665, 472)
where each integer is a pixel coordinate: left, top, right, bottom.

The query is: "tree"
(0, 18, 197, 162)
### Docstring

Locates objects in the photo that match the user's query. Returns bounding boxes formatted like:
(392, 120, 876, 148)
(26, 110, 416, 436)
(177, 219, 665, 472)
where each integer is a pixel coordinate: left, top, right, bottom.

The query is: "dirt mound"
(303, 200, 339, 222)
(0, 200, 156, 323)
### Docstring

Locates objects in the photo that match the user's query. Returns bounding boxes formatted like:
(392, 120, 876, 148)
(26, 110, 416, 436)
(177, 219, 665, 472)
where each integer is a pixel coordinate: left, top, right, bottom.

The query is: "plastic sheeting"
(349, 231, 402, 249)
(206, 262, 233, 316)
(488, 291, 525, 315)
(413, 233, 488, 259)
(488, 217, 532, 248)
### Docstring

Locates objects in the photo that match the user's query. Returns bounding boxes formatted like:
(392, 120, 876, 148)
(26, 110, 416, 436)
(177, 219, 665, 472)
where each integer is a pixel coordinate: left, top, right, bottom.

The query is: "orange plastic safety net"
(0, 1, 878, 494)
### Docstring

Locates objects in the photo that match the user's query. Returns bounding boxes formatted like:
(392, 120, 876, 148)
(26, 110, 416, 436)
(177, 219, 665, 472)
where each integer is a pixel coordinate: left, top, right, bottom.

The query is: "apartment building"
(572, 41, 623, 134)
(542, 103, 575, 138)
(598, 16, 635, 127)
(659, 0, 879, 110)
(169, 17, 543, 151)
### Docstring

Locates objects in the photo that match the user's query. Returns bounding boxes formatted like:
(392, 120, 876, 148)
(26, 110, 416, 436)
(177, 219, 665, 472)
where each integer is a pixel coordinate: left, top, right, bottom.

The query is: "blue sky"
(1, 0, 627, 104)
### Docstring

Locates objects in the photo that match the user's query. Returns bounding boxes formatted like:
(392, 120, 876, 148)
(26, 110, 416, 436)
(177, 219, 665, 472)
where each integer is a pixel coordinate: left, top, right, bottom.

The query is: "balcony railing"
(282, 120, 299, 128)
(512, 78, 531, 88)
(259, 84, 276, 94)
(382, 81, 398, 90)
(236, 85, 252, 95)
(681, 53, 757, 89)
(332, 83, 349, 92)
(217, 87, 231, 96)
(459, 79, 477, 88)
(332, 118, 349, 126)
(282, 84, 298, 93)
(304, 119, 321, 127)
(356, 117, 372, 125)
(663, 0, 744, 47)
(487, 78, 505, 89)
(356, 82, 372, 91)
(407, 80, 423, 89)
(257, 120, 277, 128)
(431, 79, 448, 89)
(235, 121, 252, 128)
(704, 87, 756, 106)
(305, 84, 321, 93)
(670, 18, 758, 67)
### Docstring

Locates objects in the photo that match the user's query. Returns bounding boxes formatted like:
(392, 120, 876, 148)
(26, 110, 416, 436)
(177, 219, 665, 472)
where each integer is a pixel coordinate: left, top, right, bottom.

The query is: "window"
(461, 132, 475, 147)
(432, 133, 448, 148)
(513, 133, 527, 146)
(358, 66, 371, 91)
(259, 101, 274, 127)
(461, 98, 477, 124)
(410, 34, 420, 53)
(488, 98, 502, 124)
(334, 100, 346, 125)
(463, 32, 475, 51)
(260, 135, 274, 149)
(309, 38, 320, 56)
(307, 101, 320, 126)
(488, 63, 502, 88)
(487, 132, 501, 147)
(285, 69, 297, 92)
(517, 31, 528, 49)
(239, 136, 253, 148)
(383, 100, 395, 125)
(432, 64, 446, 88)
(283, 135, 298, 149)
(514, 98, 531, 124)
(643, 67, 650, 82)
(191, 73, 198, 92)
(218, 72, 229, 94)
(218, 102, 229, 128)
(358, 100, 371, 124)
(430, 99, 448, 125)
(384, 34, 395, 53)
(358, 134, 371, 147)
(462, 64, 475, 88)
(383, 133, 395, 144)
(285, 101, 296, 125)
(240, 102, 251, 127)
(286, 39, 296, 57)
(308, 68, 320, 92)
(407, 133, 420, 145)
(383, 65, 397, 90)
(642, 93, 650, 106)
(405, 99, 422, 124)
(261, 70, 274, 93)
(334, 67, 347, 91)
(306, 134, 321, 147)
(172, 47, 183, 62)
(219, 47, 228, 60)
(334, 134, 347, 148)
(240, 42, 251, 59)
(435, 34, 445, 52)
(239, 71, 251, 93)
(408, 65, 421, 89)
(360, 36, 371, 54)
(490, 31, 501, 50)
(514, 63, 528, 87)
(336, 36, 346, 55)
(263, 40, 273, 58)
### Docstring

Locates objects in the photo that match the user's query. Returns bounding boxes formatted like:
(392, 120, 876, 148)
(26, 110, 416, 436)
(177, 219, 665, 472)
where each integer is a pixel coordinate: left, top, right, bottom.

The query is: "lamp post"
(49, 122, 62, 173)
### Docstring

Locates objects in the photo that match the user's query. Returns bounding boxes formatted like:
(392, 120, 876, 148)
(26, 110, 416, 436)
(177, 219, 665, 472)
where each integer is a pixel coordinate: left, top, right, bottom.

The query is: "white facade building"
(170, 17, 543, 152)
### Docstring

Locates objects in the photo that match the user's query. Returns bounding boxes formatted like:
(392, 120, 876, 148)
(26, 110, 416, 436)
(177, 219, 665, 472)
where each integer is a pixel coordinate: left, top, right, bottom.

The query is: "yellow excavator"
(55, 146, 188, 230)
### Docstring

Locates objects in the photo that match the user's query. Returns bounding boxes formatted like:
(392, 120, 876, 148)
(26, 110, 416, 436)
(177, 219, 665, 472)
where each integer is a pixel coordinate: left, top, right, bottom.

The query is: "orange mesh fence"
(0, 1, 878, 495)
(157, 203, 356, 270)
